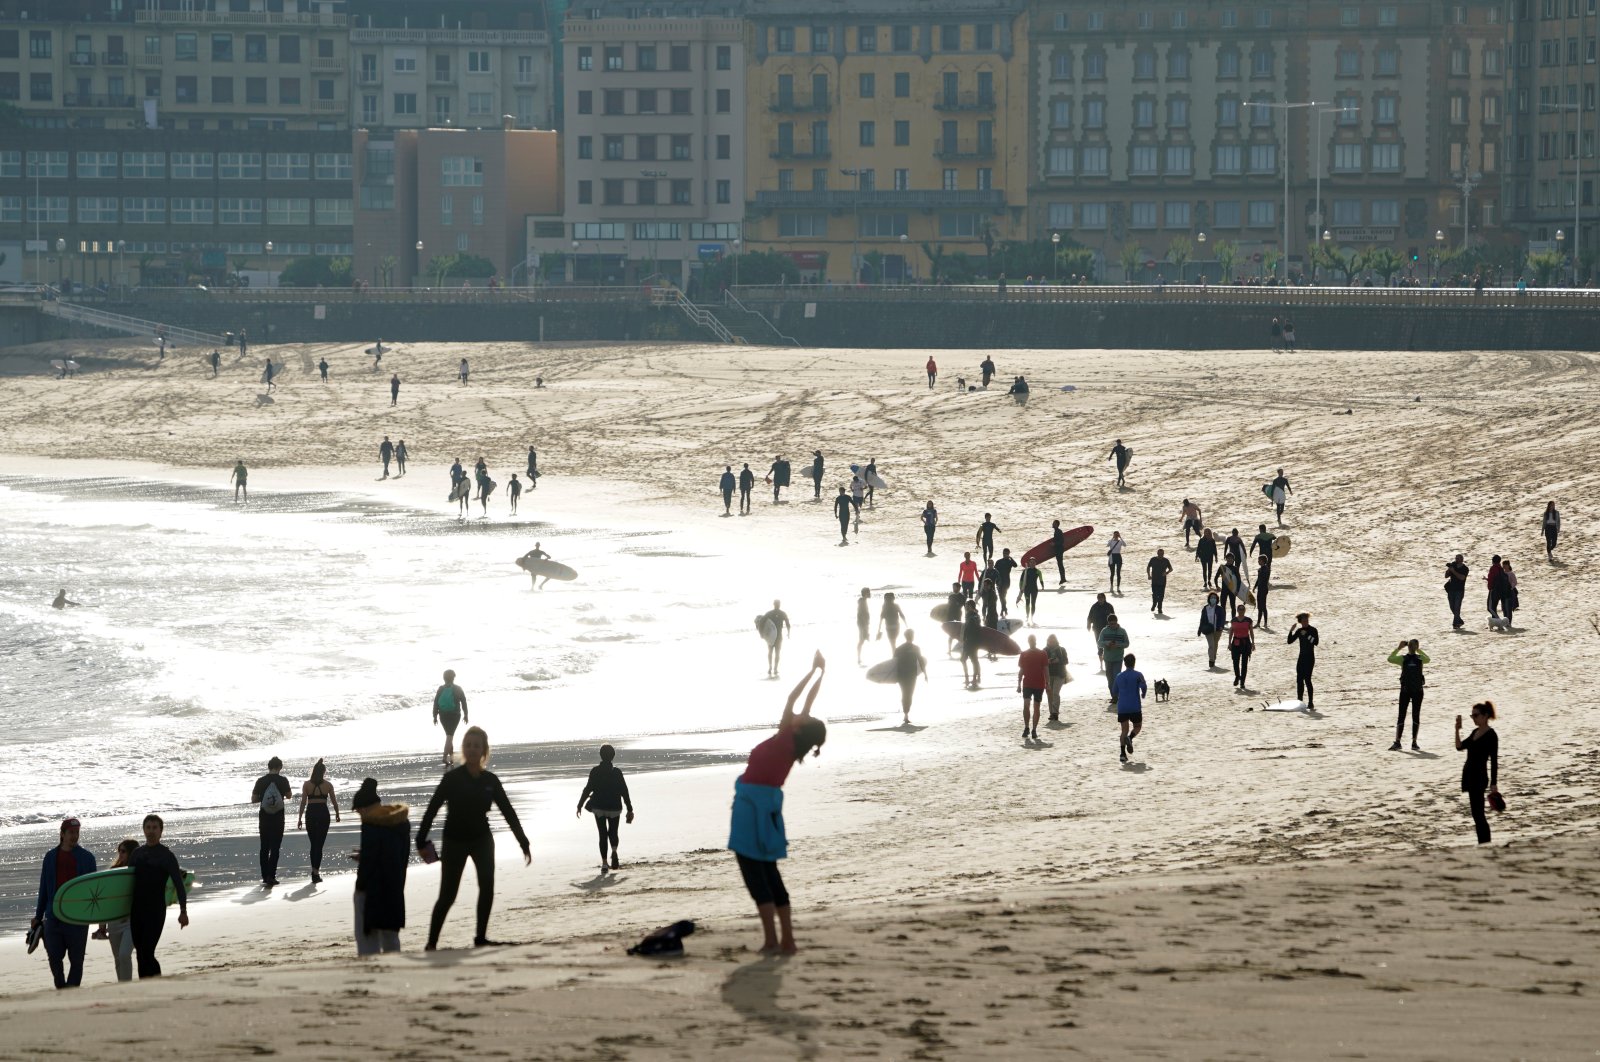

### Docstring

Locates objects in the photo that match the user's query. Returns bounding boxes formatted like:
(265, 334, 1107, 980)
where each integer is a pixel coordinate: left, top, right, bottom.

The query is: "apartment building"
(0, 0, 351, 285)
(353, 124, 558, 285)
(1505, 0, 1598, 256)
(1030, 0, 1507, 277)
(348, 0, 554, 132)
(526, 0, 746, 287)
(743, 0, 1030, 283)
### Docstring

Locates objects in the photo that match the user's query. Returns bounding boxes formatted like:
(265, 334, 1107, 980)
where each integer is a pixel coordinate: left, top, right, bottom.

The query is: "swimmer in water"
(51, 589, 81, 610)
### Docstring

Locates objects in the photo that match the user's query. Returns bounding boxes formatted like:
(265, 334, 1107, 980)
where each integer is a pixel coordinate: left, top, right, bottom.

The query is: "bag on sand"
(627, 920, 696, 957)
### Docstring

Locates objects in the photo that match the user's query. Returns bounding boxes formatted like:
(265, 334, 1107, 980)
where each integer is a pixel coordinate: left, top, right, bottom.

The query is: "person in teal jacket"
(1097, 615, 1131, 700)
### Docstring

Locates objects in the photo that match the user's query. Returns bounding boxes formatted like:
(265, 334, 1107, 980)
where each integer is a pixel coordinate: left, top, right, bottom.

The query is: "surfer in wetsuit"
(992, 548, 1017, 617)
(811, 451, 825, 500)
(1018, 561, 1042, 623)
(761, 601, 791, 676)
(720, 466, 736, 515)
(959, 601, 983, 688)
(526, 447, 539, 489)
(833, 487, 852, 546)
(395, 440, 408, 477)
(1288, 612, 1318, 709)
(768, 456, 790, 504)
(380, 436, 394, 479)
(478, 472, 496, 516)
(1146, 548, 1172, 615)
(922, 501, 938, 556)
(506, 473, 521, 514)
(944, 583, 965, 653)
(1050, 519, 1068, 586)
(877, 592, 905, 647)
(1270, 468, 1292, 526)
(738, 464, 755, 514)
(520, 543, 554, 589)
(213, 350, 223, 377)
(893, 631, 927, 723)
(1196, 529, 1218, 588)
(975, 513, 1001, 564)
(390, 374, 401, 406)
(51, 590, 81, 610)
(1108, 440, 1131, 487)
(855, 588, 872, 664)
(1250, 524, 1276, 565)
(231, 459, 248, 502)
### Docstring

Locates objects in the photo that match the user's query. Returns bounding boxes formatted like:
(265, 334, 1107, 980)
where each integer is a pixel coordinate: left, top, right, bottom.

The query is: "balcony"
(934, 91, 996, 112)
(64, 93, 136, 109)
(103, 52, 128, 66)
(350, 28, 546, 46)
(134, 52, 163, 68)
(358, 70, 382, 85)
(754, 189, 1006, 210)
(428, 71, 457, 85)
(770, 139, 831, 160)
(769, 92, 830, 113)
(312, 57, 344, 72)
(69, 52, 96, 67)
(312, 99, 344, 112)
(934, 137, 995, 160)
(136, 9, 345, 26)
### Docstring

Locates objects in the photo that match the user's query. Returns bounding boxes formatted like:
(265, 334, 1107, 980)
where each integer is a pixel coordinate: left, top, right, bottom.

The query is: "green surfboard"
(51, 867, 195, 926)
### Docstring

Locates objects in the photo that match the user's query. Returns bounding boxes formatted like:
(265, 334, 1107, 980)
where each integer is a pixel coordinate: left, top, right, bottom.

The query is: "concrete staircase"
(39, 299, 226, 347)
(708, 291, 801, 346)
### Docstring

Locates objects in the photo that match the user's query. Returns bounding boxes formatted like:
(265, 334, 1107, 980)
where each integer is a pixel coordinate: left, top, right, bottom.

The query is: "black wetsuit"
(1052, 526, 1068, 584)
(960, 610, 982, 683)
(417, 766, 530, 947)
(251, 773, 291, 884)
(977, 520, 1000, 563)
(1147, 554, 1172, 613)
(980, 582, 999, 630)
(812, 456, 824, 499)
(1289, 624, 1318, 705)
(992, 555, 1017, 615)
(1019, 565, 1042, 618)
(128, 843, 186, 979)
(719, 471, 736, 512)
(833, 493, 852, 540)
(738, 467, 754, 513)
(1195, 536, 1218, 587)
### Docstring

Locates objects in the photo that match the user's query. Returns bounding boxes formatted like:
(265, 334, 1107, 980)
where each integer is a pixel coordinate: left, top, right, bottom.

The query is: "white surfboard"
(1261, 699, 1308, 712)
(997, 617, 1026, 635)
(50, 360, 65, 371)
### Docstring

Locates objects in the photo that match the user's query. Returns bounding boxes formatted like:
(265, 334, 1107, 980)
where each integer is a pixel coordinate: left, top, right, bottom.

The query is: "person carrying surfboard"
(1250, 524, 1276, 565)
(128, 814, 189, 978)
(761, 601, 791, 676)
(959, 601, 983, 688)
(31, 817, 96, 989)
(1051, 519, 1068, 586)
(855, 588, 872, 663)
(1108, 440, 1132, 487)
(767, 455, 791, 504)
(864, 458, 879, 507)
(892, 632, 927, 724)
(811, 451, 825, 500)
(1269, 469, 1292, 525)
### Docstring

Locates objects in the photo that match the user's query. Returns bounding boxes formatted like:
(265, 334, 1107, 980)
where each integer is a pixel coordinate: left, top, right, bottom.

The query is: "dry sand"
(1, 337, 1598, 1059)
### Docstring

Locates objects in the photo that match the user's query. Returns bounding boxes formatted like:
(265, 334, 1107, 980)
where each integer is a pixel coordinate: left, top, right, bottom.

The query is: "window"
(121, 197, 164, 224)
(577, 90, 592, 114)
(1250, 98, 1273, 127)
(670, 89, 691, 114)
(280, 35, 300, 63)
(314, 153, 351, 180)
(1485, 48, 1504, 75)
(602, 179, 624, 206)
(1048, 203, 1072, 228)
(1332, 143, 1363, 171)
(1376, 96, 1397, 124)
(671, 134, 691, 160)
(894, 119, 910, 145)
(775, 27, 795, 53)
(577, 181, 592, 205)
(122, 151, 165, 179)
(941, 24, 961, 50)
(266, 153, 310, 180)
(1336, 95, 1360, 125)
(716, 134, 731, 160)
(1080, 203, 1107, 229)
(1249, 143, 1278, 172)
(691, 223, 742, 240)
(1218, 97, 1239, 127)
(171, 197, 213, 224)
(636, 135, 656, 161)
(811, 26, 830, 52)
(1450, 94, 1469, 124)
(1371, 142, 1401, 170)
(393, 92, 416, 115)
(1131, 146, 1158, 173)
(360, 186, 394, 210)
(1218, 48, 1240, 79)
(1052, 52, 1073, 80)
(1047, 146, 1075, 174)
(172, 152, 214, 179)
(1166, 145, 1193, 173)
(633, 222, 682, 241)
(604, 45, 624, 71)
(1134, 50, 1155, 79)
(27, 29, 51, 59)
(1215, 144, 1243, 173)
(603, 90, 623, 115)
(247, 77, 267, 104)
(1169, 50, 1190, 79)
(468, 92, 492, 116)
(468, 50, 491, 73)
(637, 45, 656, 71)
(1214, 200, 1241, 227)
(860, 213, 908, 237)
(1376, 48, 1398, 75)
(1247, 200, 1275, 226)
(1173, 11, 1189, 28)
(26, 152, 67, 179)
(1252, 48, 1274, 78)
(779, 212, 827, 236)
(576, 135, 594, 161)
(362, 95, 378, 123)
(976, 24, 994, 49)
(1087, 11, 1105, 29)
(717, 46, 731, 70)
(635, 89, 656, 114)
(860, 72, 875, 98)
(244, 34, 267, 62)
(218, 152, 261, 180)
(1052, 100, 1071, 127)
(1138, 10, 1154, 28)
(573, 222, 623, 240)
(1371, 199, 1400, 225)
(1450, 47, 1470, 76)
(1085, 51, 1105, 79)
(26, 197, 68, 224)
(716, 180, 731, 204)
(1085, 99, 1105, 128)
(1165, 201, 1191, 227)
(1255, 8, 1272, 27)
(1168, 98, 1189, 128)
(858, 120, 875, 147)
(1332, 198, 1362, 224)
(315, 199, 353, 226)
(1482, 95, 1501, 123)
(942, 168, 958, 190)
(212, 34, 233, 62)
(0, 152, 15, 179)
(939, 212, 980, 237)
(175, 33, 197, 61)
(442, 156, 484, 186)
(1337, 48, 1361, 77)
(1135, 98, 1156, 128)
(267, 198, 310, 225)
(858, 25, 877, 52)
(578, 47, 593, 71)
(892, 25, 914, 51)
(30, 73, 52, 102)
(894, 72, 910, 97)
(78, 197, 119, 223)
(219, 197, 263, 225)
(471, 194, 484, 225)
(893, 168, 909, 190)
(716, 89, 730, 113)
(1221, 8, 1238, 27)
(1081, 145, 1109, 174)
(1379, 6, 1398, 25)
(77, 152, 118, 179)
(278, 78, 300, 105)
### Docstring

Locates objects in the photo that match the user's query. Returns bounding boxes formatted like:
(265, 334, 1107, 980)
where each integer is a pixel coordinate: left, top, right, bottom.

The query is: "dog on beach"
(1153, 679, 1170, 702)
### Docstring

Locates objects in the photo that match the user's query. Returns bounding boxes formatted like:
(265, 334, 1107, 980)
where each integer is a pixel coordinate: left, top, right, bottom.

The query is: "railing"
(311, 57, 344, 72)
(754, 189, 1006, 210)
(349, 28, 546, 45)
(134, 52, 163, 67)
(136, 10, 346, 25)
(723, 289, 800, 346)
(656, 287, 736, 343)
(40, 300, 226, 347)
(69, 52, 96, 66)
(934, 137, 996, 160)
(357, 71, 382, 85)
(933, 91, 996, 112)
(769, 92, 830, 113)
(769, 139, 831, 160)
(107, 285, 660, 306)
(311, 100, 344, 112)
(428, 72, 458, 85)
(103, 52, 128, 66)
(64, 94, 136, 109)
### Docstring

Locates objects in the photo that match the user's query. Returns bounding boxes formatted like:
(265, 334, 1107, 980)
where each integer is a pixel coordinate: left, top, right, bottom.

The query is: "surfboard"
(1261, 699, 1307, 712)
(50, 359, 65, 371)
(1263, 483, 1286, 507)
(1271, 535, 1292, 559)
(865, 659, 899, 683)
(1018, 525, 1095, 570)
(65, 361, 79, 373)
(449, 480, 470, 502)
(940, 620, 1021, 656)
(516, 556, 577, 581)
(930, 603, 960, 622)
(848, 465, 888, 490)
(801, 465, 822, 481)
(51, 868, 195, 926)
(260, 364, 273, 384)
(755, 615, 778, 645)
(998, 617, 1026, 635)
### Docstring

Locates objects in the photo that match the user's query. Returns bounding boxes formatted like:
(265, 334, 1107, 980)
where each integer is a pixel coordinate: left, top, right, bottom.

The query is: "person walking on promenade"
(1455, 702, 1501, 844)
(1388, 639, 1429, 751)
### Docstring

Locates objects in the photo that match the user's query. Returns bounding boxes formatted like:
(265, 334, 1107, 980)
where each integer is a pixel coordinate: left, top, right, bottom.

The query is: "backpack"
(260, 780, 285, 815)
(1400, 653, 1425, 689)
(627, 919, 696, 957)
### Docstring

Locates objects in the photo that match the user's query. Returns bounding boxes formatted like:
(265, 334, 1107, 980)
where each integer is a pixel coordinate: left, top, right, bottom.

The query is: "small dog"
(1153, 679, 1170, 702)
(1487, 615, 1511, 631)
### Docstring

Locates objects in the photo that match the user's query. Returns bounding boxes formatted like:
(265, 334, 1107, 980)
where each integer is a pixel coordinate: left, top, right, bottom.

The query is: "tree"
(1365, 248, 1405, 285)
(424, 254, 459, 287)
(919, 242, 951, 283)
(1526, 250, 1564, 286)
(1166, 236, 1193, 281)
(451, 253, 497, 279)
(861, 249, 885, 284)
(1262, 249, 1283, 280)
(1057, 245, 1096, 282)
(1118, 242, 1144, 283)
(277, 255, 353, 288)
(536, 250, 565, 284)
(378, 256, 397, 287)
(1214, 239, 1238, 282)
(977, 215, 998, 258)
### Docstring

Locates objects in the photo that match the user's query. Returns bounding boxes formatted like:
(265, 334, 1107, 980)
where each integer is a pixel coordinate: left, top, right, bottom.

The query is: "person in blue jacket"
(729, 651, 827, 955)
(32, 816, 97, 989)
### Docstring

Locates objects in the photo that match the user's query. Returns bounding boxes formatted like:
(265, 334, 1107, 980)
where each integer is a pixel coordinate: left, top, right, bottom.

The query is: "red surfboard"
(941, 621, 1021, 656)
(1018, 524, 1095, 569)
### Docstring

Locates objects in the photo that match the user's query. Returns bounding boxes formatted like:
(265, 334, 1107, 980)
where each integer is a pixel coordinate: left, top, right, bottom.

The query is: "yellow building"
(742, 0, 1029, 283)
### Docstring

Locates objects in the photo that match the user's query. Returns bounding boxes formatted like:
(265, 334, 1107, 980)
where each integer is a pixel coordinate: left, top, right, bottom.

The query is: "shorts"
(1118, 711, 1143, 725)
(437, 711, 461, 737)
(1021, 687, 1043, 705)
(1185, 518, 1202, 532)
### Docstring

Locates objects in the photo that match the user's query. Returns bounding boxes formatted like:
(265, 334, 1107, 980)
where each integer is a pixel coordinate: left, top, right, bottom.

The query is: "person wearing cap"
(352, 778, 409, 955)
(32, 817, 97, 989)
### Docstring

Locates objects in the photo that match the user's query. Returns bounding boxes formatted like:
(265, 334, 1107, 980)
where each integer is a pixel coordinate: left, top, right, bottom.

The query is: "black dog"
(1153, 679, 1170, 702)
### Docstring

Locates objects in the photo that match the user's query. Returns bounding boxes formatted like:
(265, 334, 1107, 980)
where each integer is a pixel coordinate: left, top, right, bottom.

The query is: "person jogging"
(1269, 468, 1292, 525)
(738, 463, 755, 514)
(1388, 639, 1429, 751)
(1044, 634, 1069, 721)
(231, 458, 249, 502)
(31, 817, 96, 989)
(761, 601, 791, 676)
(416, 726, 531, 950)
(877, 592, 906, 648)
(975, 513, 1001, 564)
(432, 669, 468, 766)
(892, 631, 927, 725)
(576, 744, 634, 872)
(1444, 554, 1470, 629)
(959, 600, 983, 688)
(729, 655, 828, 958)
(926, 357, 938, 389)
(1097, 614, 1130, 699)
(390, 373, 401, 406)
(1018, 560, 1043, 624)
(1108, 439, 1132, 487)
(506, 473, 521, 514)
(1195, 529, 1218, 588)
(1113, 653, 1147, 763)
(833, 486, 852, 546)
(251, 757, 292, 887)
(811, 451, 825, 500)
(958, 551, 980, 599)
(1017, 635, 1048, 742)
(1106, 531, 1125, 593)
(1197, 591, 1226, 669)
(719, 466, 736, 515)
(380, 436, 394, 479)
(1146, 548, 1172, 615)
(127, 814, 188, 978)
(1454, 701, 1500, 844)
(991, 548, 1017, 618)
(921, 500, 939, 555)
(855, 587, 872, 664)
(1227, 605, 1255, 689)
(1288, 612, 1318, 709)
(296, 758, 340, 885)
(1050, 519, 1069, 586)
(1542, 501, 1561, 560)
(1180, 499, 1203, 548)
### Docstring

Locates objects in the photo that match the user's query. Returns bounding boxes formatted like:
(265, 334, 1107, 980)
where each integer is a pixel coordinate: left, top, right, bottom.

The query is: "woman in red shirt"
(728, 651, 828, 955)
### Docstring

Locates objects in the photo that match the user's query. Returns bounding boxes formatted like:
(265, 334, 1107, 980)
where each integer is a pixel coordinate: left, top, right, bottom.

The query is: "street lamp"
(415, 240, 424, 287)
(1244, 99, 1326, 283)
(1557, 229, 1566, 285)
(1051, 231, 1061, 284)
(1433, 229, 1445, 283)
(54, 238, 65, 289)
(1196, 231, 1206, 282)
(264, 240, 274, 288)
(841, 167, 863, 283)
(116, 239, 126, 292)
(900, 232, 909, 283)
(570, 238, 579, 284)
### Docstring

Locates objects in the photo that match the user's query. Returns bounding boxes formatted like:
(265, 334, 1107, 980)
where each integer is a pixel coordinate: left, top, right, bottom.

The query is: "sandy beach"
(0, 336, 1597, 1058)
